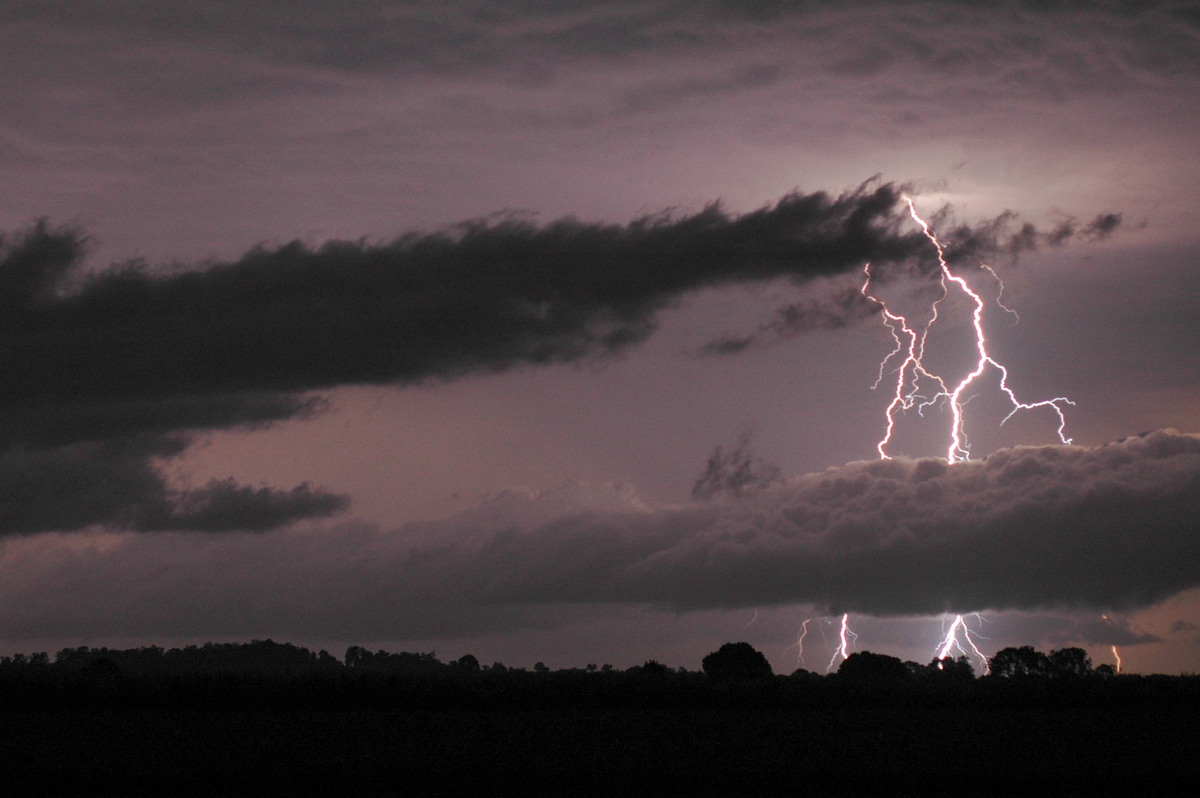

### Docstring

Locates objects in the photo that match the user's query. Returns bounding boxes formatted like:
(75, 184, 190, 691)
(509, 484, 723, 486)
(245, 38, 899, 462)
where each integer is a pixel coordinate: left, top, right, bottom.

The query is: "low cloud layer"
(3, 430, 1196, 640)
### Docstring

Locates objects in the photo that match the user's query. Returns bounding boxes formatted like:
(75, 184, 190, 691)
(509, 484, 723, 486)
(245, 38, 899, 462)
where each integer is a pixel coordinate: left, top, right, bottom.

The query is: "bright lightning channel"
(934, 613, 990, 674)
(859, 196, 1077, 666)
(862, 195, 1074, 463)
(827, 613, 858, 673)
(1112, 645, 1122, 674)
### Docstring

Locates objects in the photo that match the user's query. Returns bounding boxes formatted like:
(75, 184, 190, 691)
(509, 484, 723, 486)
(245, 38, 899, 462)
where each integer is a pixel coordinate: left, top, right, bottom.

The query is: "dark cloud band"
(1, 182, 1111, 407)
(433, 430, 1200, 617)
(3, 431, 1194, 638)
(0, 438, 347, 536)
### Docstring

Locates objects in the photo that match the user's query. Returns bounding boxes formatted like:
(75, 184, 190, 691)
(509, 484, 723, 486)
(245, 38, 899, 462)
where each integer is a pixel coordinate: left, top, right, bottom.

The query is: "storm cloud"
(3, 430, 1195, 640)
(3, 182, 1114, 412)
(0, 183, 963, 407)
(0, 437, 347, 536)
(0, 181, 1119, 534)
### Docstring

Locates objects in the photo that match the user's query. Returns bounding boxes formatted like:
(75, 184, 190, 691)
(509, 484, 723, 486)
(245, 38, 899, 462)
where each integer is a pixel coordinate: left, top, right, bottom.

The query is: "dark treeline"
(1, 638, 1195, 712)
(1, 640, 1197, 795)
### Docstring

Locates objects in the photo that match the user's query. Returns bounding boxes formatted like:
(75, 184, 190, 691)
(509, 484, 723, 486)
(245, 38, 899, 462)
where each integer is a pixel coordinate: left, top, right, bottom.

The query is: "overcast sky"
(2, 0, 1198, 674)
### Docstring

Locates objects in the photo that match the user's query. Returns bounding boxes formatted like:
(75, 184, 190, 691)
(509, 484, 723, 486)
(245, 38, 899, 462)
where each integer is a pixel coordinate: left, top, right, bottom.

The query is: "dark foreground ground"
(2, 700, 1196, 796)
(2, 643, 1196, 795)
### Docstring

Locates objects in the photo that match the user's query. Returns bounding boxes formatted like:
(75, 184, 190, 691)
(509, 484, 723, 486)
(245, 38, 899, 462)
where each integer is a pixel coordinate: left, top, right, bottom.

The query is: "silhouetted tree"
(345, 645, 367, 669)
(837, 651, 908, 681)
(344, 646, 441, 672)
(989, 646, 1051, 678)
(638, 660, 670, 678)
(702, 642, 773, 683)
(1049, 647, 1092, 678)
(928, 656, 975, 681)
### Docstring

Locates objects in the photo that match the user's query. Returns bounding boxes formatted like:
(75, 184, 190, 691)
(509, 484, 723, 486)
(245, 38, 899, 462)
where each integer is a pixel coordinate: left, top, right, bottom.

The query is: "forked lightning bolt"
(862, 195, 1074, 463)
(785, 196, 1075, 666)
(856, 196, 1078, 665)
(934, 613, 990, 674)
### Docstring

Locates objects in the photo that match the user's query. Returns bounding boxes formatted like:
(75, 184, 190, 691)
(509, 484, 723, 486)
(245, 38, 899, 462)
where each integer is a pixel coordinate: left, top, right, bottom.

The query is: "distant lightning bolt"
(1100, 616, 1124, 674)
(827, 613, 858, 672)
(788, 617, 813, 670)
(934, 613, 990, 674)
(863, 196, 1074, 463)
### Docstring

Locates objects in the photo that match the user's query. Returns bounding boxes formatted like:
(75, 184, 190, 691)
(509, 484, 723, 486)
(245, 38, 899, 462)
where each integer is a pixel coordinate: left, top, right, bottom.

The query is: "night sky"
(2, 1, 1199, 674)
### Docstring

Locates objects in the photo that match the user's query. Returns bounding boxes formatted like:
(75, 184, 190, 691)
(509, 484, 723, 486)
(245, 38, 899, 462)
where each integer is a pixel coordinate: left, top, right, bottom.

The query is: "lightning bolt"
(787, 617, 813, 670)
(858, 198, 1076, 669)
(827, 612, 858, 672)
(934, 613, 990, 674)
(863, 195, 1074, 463)
(1112, 645, 1122, 674)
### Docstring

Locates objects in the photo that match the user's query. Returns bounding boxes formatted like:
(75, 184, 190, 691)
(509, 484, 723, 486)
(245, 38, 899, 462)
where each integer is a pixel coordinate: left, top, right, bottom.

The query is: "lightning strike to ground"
(934, 613, 990, 674)
(854, 197, 1078, 667)
(1112, 645, 1122, 674)
(788, 618, 813, 670)
(827, 613, 858, 673)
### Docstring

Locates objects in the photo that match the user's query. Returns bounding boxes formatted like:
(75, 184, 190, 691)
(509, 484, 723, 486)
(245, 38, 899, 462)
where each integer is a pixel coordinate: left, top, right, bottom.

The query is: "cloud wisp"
(4, 430, 1195, 640)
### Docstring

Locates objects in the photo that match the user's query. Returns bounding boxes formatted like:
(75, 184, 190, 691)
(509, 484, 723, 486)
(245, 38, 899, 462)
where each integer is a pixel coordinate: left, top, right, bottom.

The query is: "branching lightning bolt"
(863, 195, 1074, 463)
(856, 196, 1077, 668)
(934, 613, 990, 674)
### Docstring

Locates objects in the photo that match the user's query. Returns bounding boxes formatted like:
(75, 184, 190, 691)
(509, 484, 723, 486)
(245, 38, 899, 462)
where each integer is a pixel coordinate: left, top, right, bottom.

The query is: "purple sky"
(2, 1, 1199, 674)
